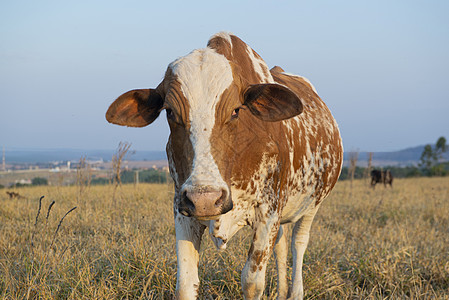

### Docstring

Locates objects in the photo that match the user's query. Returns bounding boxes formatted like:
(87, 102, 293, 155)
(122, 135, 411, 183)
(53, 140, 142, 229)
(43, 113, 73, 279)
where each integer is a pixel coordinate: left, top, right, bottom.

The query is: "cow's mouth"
(195, 215, 222, 221)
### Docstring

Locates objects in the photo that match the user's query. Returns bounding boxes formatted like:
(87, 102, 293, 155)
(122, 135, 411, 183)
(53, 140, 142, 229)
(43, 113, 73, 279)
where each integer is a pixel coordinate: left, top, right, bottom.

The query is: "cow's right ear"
(106, 89, 164, 127)
(243, 83, 303, 122)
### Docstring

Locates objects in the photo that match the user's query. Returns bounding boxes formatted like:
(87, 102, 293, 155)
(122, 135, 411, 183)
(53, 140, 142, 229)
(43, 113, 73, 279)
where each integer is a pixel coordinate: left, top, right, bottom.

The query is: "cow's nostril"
(214, 190, 226, 207)
(183, 191, 195, 209)
(179, 191, 195, 217)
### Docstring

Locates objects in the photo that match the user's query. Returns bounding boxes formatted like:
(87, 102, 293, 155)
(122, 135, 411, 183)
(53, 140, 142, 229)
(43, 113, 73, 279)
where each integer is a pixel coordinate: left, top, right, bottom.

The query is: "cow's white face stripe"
(170, 48, 233, 190)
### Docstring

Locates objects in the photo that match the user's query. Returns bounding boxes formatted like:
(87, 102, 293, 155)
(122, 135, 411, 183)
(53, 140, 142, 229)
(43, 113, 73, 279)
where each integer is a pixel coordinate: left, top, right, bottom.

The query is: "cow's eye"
(166, 108, 175, 120)
(231, 108, 240, 120)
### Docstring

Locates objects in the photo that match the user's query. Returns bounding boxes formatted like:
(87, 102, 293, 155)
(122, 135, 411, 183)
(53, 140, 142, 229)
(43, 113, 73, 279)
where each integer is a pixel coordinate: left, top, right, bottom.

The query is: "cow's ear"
(106, 89, 163, 127)
(243, 84, 303, 122)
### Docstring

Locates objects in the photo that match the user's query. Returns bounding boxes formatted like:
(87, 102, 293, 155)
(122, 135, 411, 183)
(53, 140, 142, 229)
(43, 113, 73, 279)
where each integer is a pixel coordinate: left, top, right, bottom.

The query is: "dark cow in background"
(371, 169, 393, 188)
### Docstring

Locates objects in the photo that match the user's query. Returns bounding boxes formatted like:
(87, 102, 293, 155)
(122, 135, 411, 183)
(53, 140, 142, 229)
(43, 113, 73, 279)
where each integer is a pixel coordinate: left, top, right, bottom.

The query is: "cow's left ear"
(243, 84, 303, 122)
(106, 89, 164, 127)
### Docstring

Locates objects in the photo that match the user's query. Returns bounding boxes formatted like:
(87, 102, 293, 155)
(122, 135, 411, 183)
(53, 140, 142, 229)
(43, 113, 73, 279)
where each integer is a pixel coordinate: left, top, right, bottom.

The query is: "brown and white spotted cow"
(106, 32, 343, 300)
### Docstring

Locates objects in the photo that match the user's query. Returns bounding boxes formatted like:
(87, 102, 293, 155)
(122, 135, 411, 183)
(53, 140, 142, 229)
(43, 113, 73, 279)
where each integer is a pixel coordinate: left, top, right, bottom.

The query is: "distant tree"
(419, 136, 448, 176)
(435, 136, 447, 162)
(120, 169, 168, 184)
(338, 166, 365, 180)
(91, 177, 109, 185)
(404, 166, 422, 177)
(32, 177, 48, 186)
(419, 144, 435, 169)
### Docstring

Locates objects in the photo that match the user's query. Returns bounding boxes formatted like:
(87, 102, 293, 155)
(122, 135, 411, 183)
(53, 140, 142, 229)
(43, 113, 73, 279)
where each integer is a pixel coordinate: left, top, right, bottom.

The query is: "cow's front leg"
(274, 225, 288, 300)
(175, 213, 206, 299)
(242, 211, 280, 300)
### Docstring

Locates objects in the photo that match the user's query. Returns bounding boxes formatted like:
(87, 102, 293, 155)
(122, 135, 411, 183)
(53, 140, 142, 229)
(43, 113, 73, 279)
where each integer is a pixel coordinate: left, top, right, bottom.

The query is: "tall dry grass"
(0, 177, 448, 299)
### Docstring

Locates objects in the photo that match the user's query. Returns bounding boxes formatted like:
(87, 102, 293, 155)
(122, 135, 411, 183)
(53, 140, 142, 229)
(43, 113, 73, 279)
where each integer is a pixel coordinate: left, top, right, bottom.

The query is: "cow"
(370, 169, 393, 188)
(106, 32, 343, 300)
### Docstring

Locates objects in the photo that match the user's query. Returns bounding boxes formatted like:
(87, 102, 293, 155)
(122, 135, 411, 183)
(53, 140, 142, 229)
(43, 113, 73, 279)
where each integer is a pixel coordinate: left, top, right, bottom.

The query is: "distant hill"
(344, 145, 449, 167)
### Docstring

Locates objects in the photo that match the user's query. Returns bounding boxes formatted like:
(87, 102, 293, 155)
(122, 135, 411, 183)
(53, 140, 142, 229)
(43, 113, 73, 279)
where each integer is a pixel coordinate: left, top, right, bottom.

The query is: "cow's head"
(106, 32, 303, 219)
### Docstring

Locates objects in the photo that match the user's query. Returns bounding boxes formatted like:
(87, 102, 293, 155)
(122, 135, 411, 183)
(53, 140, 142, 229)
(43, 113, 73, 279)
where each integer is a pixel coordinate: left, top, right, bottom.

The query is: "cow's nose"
(179, 188, 231, 218)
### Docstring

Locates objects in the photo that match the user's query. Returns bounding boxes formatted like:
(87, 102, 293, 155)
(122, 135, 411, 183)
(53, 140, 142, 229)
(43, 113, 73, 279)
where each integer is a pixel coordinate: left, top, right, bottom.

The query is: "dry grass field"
(1, 177, 448, 299)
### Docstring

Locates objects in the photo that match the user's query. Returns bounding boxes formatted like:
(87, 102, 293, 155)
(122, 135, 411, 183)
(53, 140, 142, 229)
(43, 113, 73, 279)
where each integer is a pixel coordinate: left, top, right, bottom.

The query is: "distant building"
(16, 179, 32, 185)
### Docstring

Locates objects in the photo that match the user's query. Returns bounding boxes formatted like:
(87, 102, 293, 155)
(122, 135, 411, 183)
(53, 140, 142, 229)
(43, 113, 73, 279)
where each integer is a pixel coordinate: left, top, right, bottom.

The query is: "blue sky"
(1, 0, 448, 152)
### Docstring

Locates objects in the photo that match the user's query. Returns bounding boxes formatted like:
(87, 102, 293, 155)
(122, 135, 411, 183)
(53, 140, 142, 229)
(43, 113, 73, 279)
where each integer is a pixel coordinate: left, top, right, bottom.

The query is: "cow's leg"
(289, 206, 319, 300)
(242, 213, 280, 300)
(274, 224, 288, 300)
(175, 213, 206, 299)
